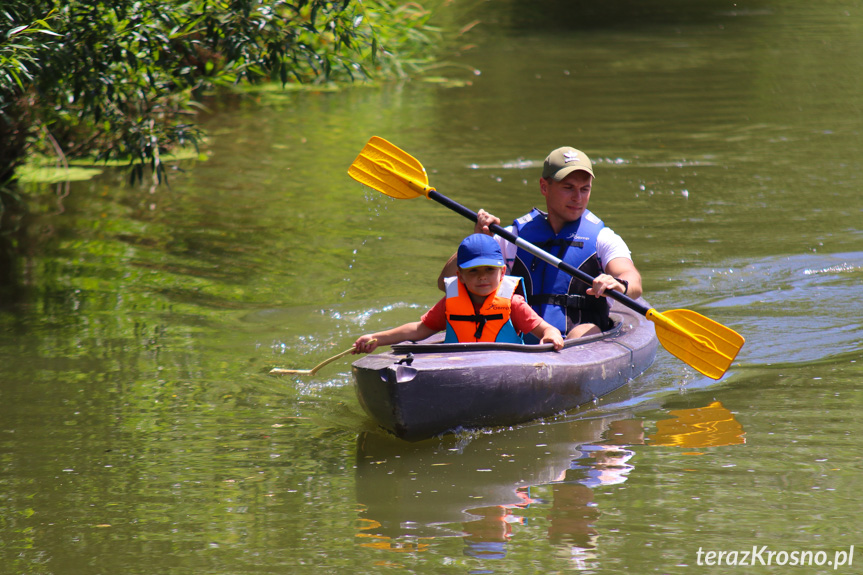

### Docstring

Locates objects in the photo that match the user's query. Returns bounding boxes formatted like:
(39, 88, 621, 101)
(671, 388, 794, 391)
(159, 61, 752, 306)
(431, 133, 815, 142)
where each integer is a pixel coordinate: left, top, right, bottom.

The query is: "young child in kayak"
(353, 234, 564, 353)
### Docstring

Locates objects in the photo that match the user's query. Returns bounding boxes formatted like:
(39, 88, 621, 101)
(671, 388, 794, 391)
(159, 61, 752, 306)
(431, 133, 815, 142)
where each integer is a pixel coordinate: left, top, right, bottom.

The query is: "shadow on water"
(0, 190, 28, 309)
(495, 0, 772, 31)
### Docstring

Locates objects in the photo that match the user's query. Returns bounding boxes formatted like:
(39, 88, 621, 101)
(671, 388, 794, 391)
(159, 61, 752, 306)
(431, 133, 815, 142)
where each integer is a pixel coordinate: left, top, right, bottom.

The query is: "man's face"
(540, 170, 593, 229)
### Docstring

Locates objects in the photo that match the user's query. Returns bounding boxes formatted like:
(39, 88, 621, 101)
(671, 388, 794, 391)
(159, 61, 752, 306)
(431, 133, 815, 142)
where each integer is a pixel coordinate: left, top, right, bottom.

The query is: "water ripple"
(682, 252, 863, 367)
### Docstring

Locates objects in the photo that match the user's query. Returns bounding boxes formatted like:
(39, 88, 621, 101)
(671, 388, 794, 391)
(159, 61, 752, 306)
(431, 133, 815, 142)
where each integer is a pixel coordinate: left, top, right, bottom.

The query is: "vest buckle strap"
(449, 313, 505, 338)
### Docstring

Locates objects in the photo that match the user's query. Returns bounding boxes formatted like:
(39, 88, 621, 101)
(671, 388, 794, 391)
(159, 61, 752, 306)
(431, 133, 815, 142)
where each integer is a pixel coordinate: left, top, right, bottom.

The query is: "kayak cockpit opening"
(390, 314, 624, 355)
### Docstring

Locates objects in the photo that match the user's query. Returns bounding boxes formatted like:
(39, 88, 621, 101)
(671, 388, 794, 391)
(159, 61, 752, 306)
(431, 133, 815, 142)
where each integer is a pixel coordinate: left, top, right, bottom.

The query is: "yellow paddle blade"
(646, 308, 745, 380)
(348, 136, 434, 199)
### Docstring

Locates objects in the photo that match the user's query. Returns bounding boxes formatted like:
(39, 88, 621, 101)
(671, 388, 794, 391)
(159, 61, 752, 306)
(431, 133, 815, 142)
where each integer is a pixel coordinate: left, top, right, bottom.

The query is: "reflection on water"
(460, 490, 531, 560)
(561, 444, 636, 488)
(354, 403, 747, 569)
(647, 401, 745, 449)
(354, 415, 650, 569)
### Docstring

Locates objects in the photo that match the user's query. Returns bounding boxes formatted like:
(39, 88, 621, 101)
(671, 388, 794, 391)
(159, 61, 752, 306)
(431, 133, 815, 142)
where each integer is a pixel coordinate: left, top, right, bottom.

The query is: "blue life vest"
(511, 208, 611, 338)
(443, 276, 525, 344)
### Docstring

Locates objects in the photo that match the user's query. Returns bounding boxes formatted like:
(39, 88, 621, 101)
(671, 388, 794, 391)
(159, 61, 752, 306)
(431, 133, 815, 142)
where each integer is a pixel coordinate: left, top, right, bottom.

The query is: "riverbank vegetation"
(0, 0, 453, 212)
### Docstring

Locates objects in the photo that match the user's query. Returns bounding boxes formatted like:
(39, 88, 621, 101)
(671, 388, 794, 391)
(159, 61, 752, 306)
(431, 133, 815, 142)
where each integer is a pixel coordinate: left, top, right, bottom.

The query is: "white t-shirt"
(494, 225, 632, 273)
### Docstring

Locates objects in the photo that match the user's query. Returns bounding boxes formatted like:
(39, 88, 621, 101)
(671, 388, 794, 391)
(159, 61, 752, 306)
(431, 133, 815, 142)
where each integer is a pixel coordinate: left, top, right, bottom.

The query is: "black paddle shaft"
(428, 190, 652, 317)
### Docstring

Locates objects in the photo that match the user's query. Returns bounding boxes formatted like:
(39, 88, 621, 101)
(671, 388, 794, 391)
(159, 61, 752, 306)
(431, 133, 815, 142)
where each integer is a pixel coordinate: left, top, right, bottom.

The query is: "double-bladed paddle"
(348, 136, 745, 380)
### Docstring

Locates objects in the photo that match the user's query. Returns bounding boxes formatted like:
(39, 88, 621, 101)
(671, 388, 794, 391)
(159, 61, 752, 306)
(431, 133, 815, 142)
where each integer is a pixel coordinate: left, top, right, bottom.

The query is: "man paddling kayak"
(438, 146, 642, 341)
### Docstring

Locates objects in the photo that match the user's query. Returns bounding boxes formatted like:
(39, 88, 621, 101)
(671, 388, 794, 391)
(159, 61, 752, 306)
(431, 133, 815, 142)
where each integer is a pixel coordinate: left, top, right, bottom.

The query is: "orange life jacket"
(443, 276, 524, 344)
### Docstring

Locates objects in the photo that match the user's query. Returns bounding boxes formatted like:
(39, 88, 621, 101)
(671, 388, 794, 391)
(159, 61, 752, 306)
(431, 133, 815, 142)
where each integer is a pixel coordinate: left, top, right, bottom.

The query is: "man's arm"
(437, 252, 459, 291)
(593, 257, 642, 300)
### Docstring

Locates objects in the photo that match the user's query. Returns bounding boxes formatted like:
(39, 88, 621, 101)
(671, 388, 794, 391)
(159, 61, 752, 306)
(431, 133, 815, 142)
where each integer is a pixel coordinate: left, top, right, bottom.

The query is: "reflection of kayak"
(351, 299, 658, 441)
(355, 411, 637, 538)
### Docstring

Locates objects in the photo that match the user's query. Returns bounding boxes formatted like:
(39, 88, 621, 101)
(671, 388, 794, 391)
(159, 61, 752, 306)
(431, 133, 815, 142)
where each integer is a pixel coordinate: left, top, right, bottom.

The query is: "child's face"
(458, 266, 505, 298)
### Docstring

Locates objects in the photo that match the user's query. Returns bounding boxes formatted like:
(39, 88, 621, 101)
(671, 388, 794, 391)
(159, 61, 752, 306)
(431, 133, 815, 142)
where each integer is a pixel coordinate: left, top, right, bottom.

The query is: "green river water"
(2, 1, 863, 573)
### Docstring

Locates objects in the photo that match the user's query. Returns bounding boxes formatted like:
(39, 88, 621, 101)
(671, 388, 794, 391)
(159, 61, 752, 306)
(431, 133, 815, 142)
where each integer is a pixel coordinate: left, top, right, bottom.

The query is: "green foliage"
(0, 0, 442, 196)
(0, 11, 56, 185)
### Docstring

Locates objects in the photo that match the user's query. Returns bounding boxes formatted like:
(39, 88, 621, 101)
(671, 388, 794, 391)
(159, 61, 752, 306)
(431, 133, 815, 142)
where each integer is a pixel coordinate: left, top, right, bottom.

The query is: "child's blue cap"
(457, 234, 505, 269)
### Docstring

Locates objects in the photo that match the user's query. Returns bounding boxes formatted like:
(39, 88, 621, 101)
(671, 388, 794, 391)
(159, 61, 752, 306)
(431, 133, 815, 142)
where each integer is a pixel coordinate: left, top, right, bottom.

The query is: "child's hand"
(353, 335, 379, 354)
(540, 328, 564, 351)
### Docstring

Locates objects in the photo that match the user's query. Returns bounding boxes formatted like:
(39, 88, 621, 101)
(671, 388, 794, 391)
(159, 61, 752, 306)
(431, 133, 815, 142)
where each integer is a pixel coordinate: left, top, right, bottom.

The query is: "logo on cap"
(563, 151, 580, 164)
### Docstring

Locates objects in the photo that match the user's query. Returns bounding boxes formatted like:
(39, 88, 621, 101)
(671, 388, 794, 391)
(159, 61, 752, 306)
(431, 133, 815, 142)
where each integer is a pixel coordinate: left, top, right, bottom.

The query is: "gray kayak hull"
(351, 299, 658, 441)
